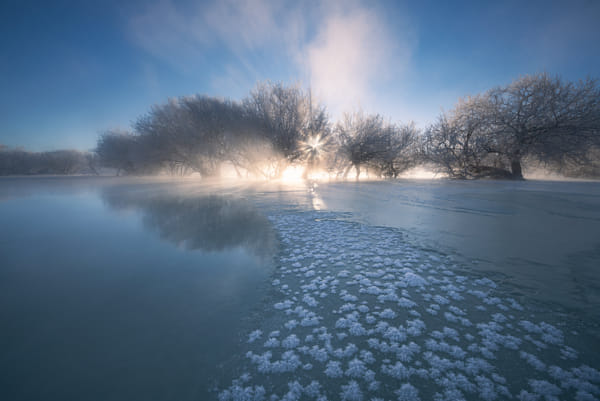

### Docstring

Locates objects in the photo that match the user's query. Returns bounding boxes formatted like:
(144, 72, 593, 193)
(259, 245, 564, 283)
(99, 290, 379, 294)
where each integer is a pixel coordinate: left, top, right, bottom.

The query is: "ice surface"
(219, 210, 598, 401)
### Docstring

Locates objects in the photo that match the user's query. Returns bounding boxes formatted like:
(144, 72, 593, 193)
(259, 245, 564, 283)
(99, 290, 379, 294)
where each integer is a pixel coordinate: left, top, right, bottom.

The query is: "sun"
(307, 135, 322, 151)
(301, 135, 324, 160)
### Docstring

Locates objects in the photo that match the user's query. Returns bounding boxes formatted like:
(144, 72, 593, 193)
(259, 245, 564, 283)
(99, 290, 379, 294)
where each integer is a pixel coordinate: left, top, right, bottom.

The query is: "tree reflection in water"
(102, 187, 276, 258)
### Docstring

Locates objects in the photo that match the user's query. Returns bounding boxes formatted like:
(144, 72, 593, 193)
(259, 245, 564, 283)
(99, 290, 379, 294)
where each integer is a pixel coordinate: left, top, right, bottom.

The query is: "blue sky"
(1, 0, 599, 151)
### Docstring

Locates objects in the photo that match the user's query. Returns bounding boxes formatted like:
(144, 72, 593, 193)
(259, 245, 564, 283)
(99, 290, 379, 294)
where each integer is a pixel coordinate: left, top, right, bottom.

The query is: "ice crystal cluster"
(219, 211, 599, 401)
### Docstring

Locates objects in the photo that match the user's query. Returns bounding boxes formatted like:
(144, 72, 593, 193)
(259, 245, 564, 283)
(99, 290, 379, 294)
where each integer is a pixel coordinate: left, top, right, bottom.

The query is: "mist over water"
(1, 177, 599, 400)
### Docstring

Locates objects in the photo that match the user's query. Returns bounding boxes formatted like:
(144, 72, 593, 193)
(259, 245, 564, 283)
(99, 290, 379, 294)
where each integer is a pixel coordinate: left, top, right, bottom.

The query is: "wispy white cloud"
(128, 1, 210, 73)
(203, 0, 285, 51)
(127, 0, 416, 120)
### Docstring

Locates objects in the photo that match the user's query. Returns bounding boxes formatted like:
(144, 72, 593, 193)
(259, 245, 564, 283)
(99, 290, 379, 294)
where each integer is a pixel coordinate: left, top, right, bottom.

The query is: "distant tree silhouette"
(0, 147, 96, 175)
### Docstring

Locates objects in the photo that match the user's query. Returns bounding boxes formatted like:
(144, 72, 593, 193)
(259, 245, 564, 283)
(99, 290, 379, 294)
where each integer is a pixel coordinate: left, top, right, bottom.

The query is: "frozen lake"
(1, 177, 599, 400)
(314, 180, 600, 315)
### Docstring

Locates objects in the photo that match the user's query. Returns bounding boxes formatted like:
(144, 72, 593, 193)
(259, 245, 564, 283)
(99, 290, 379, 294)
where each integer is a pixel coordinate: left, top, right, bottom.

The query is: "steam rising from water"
(304, 3, 413, 118)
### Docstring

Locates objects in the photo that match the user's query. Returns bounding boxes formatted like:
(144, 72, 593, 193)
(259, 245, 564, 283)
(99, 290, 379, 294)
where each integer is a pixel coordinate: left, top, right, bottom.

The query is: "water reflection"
(101, 187, 276, 257)
(309, 182, 325, 210)
(0, 180, 278, 401)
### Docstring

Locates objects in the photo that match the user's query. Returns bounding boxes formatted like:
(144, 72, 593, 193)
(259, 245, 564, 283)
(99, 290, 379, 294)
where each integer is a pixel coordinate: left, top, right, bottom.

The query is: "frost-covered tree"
(243, 82, 331, 178)
(134, 96, 237, 177)
(336, 112, 418, 179)
(96, 84, 331, 179)
(96, 130, 143, 175)
(370, 122, 420, 178)
(426, 74, 600, 179)
(423, 98, 510, 179)
(485, 73, 600, 178)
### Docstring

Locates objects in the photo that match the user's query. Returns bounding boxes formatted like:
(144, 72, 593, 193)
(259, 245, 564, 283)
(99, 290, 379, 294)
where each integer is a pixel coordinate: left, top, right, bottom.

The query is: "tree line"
(3, 73, 599, 179)
(95, 82, 422, 179)
(0, 146, 98, 176)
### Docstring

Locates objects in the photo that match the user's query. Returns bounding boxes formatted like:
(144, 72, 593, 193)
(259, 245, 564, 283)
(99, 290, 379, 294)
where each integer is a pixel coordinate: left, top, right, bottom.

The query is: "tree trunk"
(343, 165, 352, 179)
(510, 158, 524, 179)
(233, 164, 242, 178)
